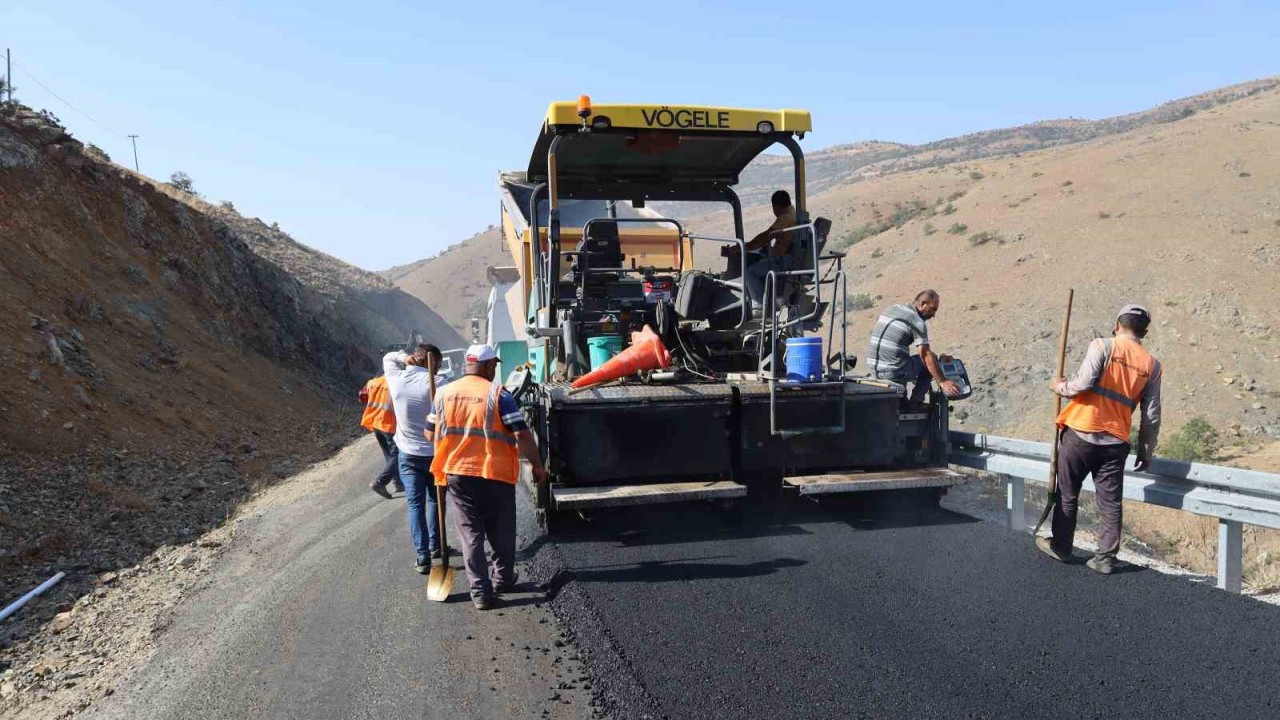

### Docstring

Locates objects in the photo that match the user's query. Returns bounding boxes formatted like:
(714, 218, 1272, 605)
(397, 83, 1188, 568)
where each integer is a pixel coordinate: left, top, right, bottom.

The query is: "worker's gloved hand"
(1133, 456, 1151, 473)
(531, 464, 548, 485)
(1048, 376, 1065, 393)
(940, 379, 962, 398)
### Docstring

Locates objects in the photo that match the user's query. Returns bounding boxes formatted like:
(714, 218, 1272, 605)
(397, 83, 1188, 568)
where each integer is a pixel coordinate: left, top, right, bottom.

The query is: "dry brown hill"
(0, 105, 462, 605)
(381, 226, 508, 344)
(387, 78, 1280, 451)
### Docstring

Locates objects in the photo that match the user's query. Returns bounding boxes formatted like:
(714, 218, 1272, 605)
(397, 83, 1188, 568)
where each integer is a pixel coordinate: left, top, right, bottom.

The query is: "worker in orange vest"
(359, 375, 404, 498)
(427, 344, 546, 611)
(1038, 304, 1163, 575)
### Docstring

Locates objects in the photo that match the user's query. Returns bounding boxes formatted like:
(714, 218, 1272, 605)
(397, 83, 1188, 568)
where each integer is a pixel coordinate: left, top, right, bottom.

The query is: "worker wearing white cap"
(1038, 304, 1163, 574)
(427, 344, 547, 610)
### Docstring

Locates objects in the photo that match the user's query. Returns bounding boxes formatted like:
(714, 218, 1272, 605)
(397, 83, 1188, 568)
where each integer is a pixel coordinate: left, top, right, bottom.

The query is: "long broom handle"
(1032, 289, 1074, 537)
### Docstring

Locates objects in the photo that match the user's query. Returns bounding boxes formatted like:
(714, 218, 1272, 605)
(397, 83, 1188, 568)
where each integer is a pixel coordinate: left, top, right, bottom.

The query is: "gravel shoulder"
(3, 436, 594, 720)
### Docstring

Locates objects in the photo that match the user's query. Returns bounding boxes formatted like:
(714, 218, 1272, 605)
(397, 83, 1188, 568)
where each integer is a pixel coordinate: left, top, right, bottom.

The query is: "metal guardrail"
(948, 431, 1280, 594)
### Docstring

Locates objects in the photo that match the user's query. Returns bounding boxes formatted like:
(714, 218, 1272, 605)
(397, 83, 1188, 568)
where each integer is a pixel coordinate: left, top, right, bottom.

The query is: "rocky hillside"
(390, 78, 1280, 453)
(0, 105, 462, 613)
(381, 226, 509, 341)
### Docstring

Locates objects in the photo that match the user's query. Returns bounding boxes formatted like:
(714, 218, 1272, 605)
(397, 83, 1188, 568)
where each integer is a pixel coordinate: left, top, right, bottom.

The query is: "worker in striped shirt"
(865, 290, 962, 404)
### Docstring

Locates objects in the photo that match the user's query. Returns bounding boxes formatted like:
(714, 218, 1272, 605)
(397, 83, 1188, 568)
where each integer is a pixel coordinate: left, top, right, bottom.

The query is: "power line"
(11, 60, 126, 139)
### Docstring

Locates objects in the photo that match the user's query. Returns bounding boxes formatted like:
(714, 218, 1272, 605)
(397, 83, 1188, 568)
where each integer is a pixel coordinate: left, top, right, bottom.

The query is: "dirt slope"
(0, 105, 462, 618)
(381, 226, 507, 341)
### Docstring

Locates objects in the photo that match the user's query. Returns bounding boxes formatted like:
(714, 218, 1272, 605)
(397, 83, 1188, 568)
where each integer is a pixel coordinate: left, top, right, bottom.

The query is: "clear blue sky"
(3, 1, 1276, 270)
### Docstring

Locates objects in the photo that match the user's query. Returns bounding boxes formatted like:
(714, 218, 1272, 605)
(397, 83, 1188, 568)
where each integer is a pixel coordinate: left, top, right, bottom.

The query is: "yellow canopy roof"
(545, 102, 812, 134)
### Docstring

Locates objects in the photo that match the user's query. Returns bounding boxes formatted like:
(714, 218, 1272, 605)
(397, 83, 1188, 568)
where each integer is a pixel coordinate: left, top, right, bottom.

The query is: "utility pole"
(127, 134, 140, 172)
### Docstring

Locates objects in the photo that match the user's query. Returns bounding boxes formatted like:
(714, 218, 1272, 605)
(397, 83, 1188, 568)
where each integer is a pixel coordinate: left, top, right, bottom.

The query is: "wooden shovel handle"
(1048, 288, 1074, 494)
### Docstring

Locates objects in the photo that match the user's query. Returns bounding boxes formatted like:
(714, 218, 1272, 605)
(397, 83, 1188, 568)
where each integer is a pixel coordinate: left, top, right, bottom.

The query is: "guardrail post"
(1007, 477, 1026, 533)
(1217, 519, 1243, 593)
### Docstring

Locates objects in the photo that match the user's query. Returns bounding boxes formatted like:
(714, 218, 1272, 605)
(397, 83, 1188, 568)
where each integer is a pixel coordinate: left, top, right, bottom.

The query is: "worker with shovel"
(428, 345, 547, 610)
(1038, 305, 1162, 574)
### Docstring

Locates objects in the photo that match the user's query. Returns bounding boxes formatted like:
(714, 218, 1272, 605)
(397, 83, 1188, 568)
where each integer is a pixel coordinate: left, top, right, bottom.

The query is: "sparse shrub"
(947, 223, 968, 235)
(84, 143, 110, 162)
(1098, 211, 1112, 219)
(1159, 417, 1220, 462)
(1032, 172, 1043, 178)
(941, 203, 956, 215)
(842, 223, 881, 246)
(220, 200, 236, 211)
(947, 191, 966, 202)
(969, 171, 985, 180)
(1239, 172, 1252, 178)
(837, 198, 934, 248)
(1061, 180, 1073, 187)
(167, 171, 197, 194)
(870, 247, 884, 259)
(968, 230, 1005, 246)
(923, 223, 937, 236)
(846, 293, 876, 311)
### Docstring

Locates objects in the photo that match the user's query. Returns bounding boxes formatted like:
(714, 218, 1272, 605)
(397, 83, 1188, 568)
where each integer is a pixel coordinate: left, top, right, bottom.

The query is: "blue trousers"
(398, 453, 442, 560)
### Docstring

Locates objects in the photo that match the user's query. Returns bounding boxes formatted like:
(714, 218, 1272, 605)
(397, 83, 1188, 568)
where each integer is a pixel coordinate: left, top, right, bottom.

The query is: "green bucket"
(587, 335, 624, 370)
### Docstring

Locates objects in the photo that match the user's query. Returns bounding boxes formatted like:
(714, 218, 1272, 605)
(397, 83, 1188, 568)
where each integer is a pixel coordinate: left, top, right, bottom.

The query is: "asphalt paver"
(546, 493, 1280, 720)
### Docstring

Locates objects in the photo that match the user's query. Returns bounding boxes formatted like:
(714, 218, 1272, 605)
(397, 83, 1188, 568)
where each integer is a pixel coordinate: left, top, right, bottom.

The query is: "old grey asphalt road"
(547, 493, 1280, 720)
(88, 436, 593, 720)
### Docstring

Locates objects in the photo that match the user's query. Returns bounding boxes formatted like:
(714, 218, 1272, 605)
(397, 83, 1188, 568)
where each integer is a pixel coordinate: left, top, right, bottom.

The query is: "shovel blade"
(427, 565, 454, 602)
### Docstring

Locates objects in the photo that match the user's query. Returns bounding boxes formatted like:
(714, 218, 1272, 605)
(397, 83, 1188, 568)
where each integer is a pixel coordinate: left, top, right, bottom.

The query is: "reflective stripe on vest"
(1088, 385, 1137, 410)
(438, 426, 518, 446)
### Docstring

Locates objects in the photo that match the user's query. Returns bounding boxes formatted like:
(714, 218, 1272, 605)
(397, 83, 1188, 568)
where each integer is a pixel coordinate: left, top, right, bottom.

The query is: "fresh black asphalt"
(540, 493, 1280, 720)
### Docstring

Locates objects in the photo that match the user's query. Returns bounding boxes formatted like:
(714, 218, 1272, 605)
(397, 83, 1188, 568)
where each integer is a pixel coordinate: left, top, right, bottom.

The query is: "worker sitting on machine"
(866, 290, 964, 404)
(723, 190, 797, 312)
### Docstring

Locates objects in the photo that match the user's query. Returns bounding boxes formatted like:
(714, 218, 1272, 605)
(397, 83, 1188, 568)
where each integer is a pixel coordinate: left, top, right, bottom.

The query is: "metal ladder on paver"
(754, 220, 850, 437)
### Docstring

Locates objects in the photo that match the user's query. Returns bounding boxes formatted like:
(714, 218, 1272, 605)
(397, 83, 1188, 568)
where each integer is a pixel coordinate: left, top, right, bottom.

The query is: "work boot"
(1086, 555, 1116, 575)
(392, 482, 406, 494)
(1036, 536, 1072, 563)
(430, 548, 442, 560)
(473, 595, 495, 611)
(370, 482, 392, 500)
(494, 572, 520, 595)
(415, 555, 430, 574)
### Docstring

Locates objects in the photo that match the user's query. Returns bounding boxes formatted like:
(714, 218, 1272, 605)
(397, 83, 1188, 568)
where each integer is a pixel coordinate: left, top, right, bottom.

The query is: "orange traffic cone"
(571, 325, 671, 388)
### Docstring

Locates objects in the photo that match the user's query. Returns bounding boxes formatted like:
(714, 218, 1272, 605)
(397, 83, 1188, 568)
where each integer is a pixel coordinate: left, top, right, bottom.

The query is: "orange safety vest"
(1057, 337, 1161, 442)
(430, 375, 520, 486)
(360, 376, 397, 434)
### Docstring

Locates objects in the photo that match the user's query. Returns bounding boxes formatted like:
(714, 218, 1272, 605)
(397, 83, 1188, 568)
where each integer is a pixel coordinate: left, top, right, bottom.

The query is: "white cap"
(465, 344, 498, 362)
(1117, 304, 1150, 321)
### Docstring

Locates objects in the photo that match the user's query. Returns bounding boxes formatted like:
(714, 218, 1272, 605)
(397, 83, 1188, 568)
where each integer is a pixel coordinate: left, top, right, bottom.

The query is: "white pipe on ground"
(0, 571, 67, 622)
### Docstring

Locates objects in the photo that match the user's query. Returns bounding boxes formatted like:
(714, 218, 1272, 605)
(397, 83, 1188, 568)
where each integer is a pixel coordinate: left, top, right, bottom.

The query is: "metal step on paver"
(552, 480, 746, 510)
(784, 468, 964, 495)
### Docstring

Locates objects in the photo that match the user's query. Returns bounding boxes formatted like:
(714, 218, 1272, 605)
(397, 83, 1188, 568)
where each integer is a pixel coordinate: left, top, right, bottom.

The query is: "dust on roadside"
(0, 427, 364, 720)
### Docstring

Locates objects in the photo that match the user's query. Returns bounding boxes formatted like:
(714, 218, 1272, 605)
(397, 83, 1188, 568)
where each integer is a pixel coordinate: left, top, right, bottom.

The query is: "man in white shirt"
(383, 343, 445, 574)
